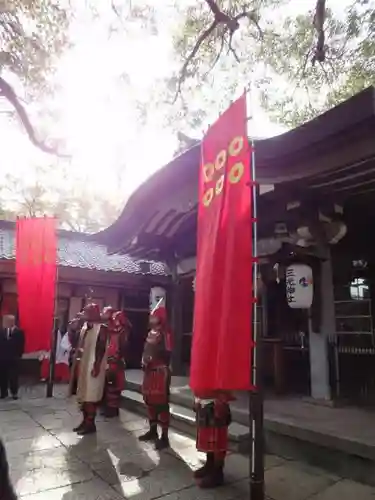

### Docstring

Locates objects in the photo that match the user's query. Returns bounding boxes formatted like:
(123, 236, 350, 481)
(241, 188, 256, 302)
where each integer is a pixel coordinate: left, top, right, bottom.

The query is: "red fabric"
(16, 217, 57, 354)
(1, 294, 18, 316)
(142, 366, 170, 405)
(104, 362, 125, 409)
(164, 329, 173, 351)
(107, 333, 120, 359)
(196, 426, 229, 453)
(190, 94, 254, 392)
(40, 359, 70, 382)
(158, 409, 170, 430)
(113, 310, 127, 327)
(83, 303, 101, 319)
(150, 306, 173, 351)
(151, 306, 167, 322)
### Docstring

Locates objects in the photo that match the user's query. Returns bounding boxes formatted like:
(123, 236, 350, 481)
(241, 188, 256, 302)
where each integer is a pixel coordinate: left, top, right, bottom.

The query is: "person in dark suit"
(0, 315, 25, 399)
(0, 439, 17, 499)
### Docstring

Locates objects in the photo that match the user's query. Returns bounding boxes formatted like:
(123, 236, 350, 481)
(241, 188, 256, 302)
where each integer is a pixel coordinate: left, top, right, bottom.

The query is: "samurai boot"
(77, 423, 96, 435)
(77, 403, 97, 435)
(155, 430, 170, 450)
(138, 422, 158, 442)
(73, 411, 85, 432)
(198, 464, 224, 489)
(193, 453, 214, 479)
(73, 421, 85, 433)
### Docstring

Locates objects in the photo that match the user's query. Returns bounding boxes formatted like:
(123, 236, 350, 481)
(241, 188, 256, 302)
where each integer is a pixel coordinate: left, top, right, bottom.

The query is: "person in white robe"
(70, 303, 108, 435)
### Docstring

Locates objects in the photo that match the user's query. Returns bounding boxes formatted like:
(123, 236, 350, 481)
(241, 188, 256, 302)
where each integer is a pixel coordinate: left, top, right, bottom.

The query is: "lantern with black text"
(286, 264, 313, 309)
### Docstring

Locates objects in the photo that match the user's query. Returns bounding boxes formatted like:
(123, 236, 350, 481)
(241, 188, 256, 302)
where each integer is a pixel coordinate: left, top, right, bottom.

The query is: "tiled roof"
(0, 228, 167, 276)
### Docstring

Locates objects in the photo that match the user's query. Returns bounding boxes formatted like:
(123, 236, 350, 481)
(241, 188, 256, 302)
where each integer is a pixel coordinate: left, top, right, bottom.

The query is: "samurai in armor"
(138, 305, 172, 450)
(193, 390, 234, 488)
(101, 307, 130, 418)
(69, 303, 109, 435)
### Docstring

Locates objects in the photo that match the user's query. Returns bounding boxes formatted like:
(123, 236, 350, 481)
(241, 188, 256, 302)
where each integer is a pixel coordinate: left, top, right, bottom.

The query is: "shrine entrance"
(260, 261, 311, 397)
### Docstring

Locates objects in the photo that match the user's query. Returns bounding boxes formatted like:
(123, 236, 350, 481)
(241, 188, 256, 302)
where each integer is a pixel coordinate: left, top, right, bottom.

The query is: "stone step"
(120, 389, 250, 453)
(121, 386, 375, 487)
(125, 379, 375, 461)
(125, 378, 250, 426)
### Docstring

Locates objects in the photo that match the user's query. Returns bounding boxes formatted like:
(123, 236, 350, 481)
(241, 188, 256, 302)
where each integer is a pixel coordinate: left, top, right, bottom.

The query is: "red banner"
(190, 94, 254, 392)
(16, 217, 57, 353)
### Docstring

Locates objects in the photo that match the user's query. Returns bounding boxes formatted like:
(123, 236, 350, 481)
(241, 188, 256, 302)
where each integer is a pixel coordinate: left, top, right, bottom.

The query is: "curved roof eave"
(94, 142, 201, 246)
(94, 86, 375, 248)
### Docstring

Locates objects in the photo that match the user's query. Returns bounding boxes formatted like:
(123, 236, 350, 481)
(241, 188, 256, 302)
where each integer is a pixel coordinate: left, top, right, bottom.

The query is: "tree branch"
(0, 76, 70, 157)
(235, 9, 263, 39)
(174, 0, 328, 101)
(172, 19, 219, 103)
(203, 29, 227, 79)
(173, 0, 255, 101)
(226, 29, 242, 62)
(312, 0, 326, 65)
(111, 0, 121, 19)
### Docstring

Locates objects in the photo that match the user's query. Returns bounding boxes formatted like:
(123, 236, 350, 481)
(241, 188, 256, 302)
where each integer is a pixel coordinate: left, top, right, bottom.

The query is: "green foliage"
(126, 0, 375, 130)
(259, 0, 375, 127)
(0, 164, 122, 233)
(0, 0, 70, 93)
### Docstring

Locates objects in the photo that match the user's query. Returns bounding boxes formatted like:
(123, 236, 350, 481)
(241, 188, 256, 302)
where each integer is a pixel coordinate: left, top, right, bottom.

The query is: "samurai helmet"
(101, 305, 116, 321)
(113, 310, 128, 328)
(83, 302, 101, 321)
(69, 315, 82, 327)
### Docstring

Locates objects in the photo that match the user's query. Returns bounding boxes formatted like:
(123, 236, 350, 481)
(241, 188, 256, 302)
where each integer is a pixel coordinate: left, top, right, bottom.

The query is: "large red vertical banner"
(16, 217, 57, 353)
(190, 94, 254, 392)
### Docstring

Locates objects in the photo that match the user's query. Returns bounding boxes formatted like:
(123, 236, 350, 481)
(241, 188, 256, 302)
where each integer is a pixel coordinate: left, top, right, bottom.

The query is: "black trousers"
(0, 361, 19, 398)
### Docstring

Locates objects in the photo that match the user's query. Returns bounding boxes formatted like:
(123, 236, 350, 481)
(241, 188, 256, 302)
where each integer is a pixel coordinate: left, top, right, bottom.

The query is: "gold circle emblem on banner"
(215, 150, 227, 171)
(229, 162, 245, 184)
(215, 175, 224, 195)
(203, 163, 215, 183)
(202, 187, 214, 207)
(228, 136, 244, 157)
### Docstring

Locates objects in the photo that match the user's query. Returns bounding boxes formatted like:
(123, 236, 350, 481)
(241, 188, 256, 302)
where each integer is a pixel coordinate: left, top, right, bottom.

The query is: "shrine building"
(95, 86, 375, 406)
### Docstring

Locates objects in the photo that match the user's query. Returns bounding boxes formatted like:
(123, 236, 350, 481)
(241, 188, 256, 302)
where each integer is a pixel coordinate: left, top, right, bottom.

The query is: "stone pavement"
(1, 385, 375, 499)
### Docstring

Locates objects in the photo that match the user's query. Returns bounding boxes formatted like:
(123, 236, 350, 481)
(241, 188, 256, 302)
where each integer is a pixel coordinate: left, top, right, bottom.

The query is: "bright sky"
(0, 0, 346, 205)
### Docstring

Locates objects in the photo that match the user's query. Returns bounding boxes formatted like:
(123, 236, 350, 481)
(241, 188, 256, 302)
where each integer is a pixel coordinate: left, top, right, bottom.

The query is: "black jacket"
(0, 327, 25, 362)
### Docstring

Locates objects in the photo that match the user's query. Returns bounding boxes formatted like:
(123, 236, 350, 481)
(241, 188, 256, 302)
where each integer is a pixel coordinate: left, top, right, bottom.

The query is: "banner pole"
(46, 234, 59, 398)
(247, 89, 265, 500)
(46, 316, 58, 398)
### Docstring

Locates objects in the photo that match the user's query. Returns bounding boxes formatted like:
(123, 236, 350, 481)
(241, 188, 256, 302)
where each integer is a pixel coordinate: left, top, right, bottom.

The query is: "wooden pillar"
(309, 246, 332, 400)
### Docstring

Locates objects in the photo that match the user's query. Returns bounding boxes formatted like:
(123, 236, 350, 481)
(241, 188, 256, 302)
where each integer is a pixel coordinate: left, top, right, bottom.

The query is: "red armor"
(138, 306, 172, 447)
(142, 313, 172, 407)
(142, 365, 170, 406)
(102, 308, 129, 417)
(195, 400, 231, 452)
(193, 391, 235, 488)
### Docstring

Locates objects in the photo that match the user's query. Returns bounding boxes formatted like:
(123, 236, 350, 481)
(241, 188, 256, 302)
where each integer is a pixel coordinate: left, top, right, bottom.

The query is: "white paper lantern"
(149, 287, 166, 312)
(285, 264, 313, 309)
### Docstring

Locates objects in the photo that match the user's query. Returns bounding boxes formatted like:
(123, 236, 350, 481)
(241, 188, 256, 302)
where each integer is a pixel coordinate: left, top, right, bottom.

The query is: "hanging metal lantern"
(286, 264, 313, 309)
